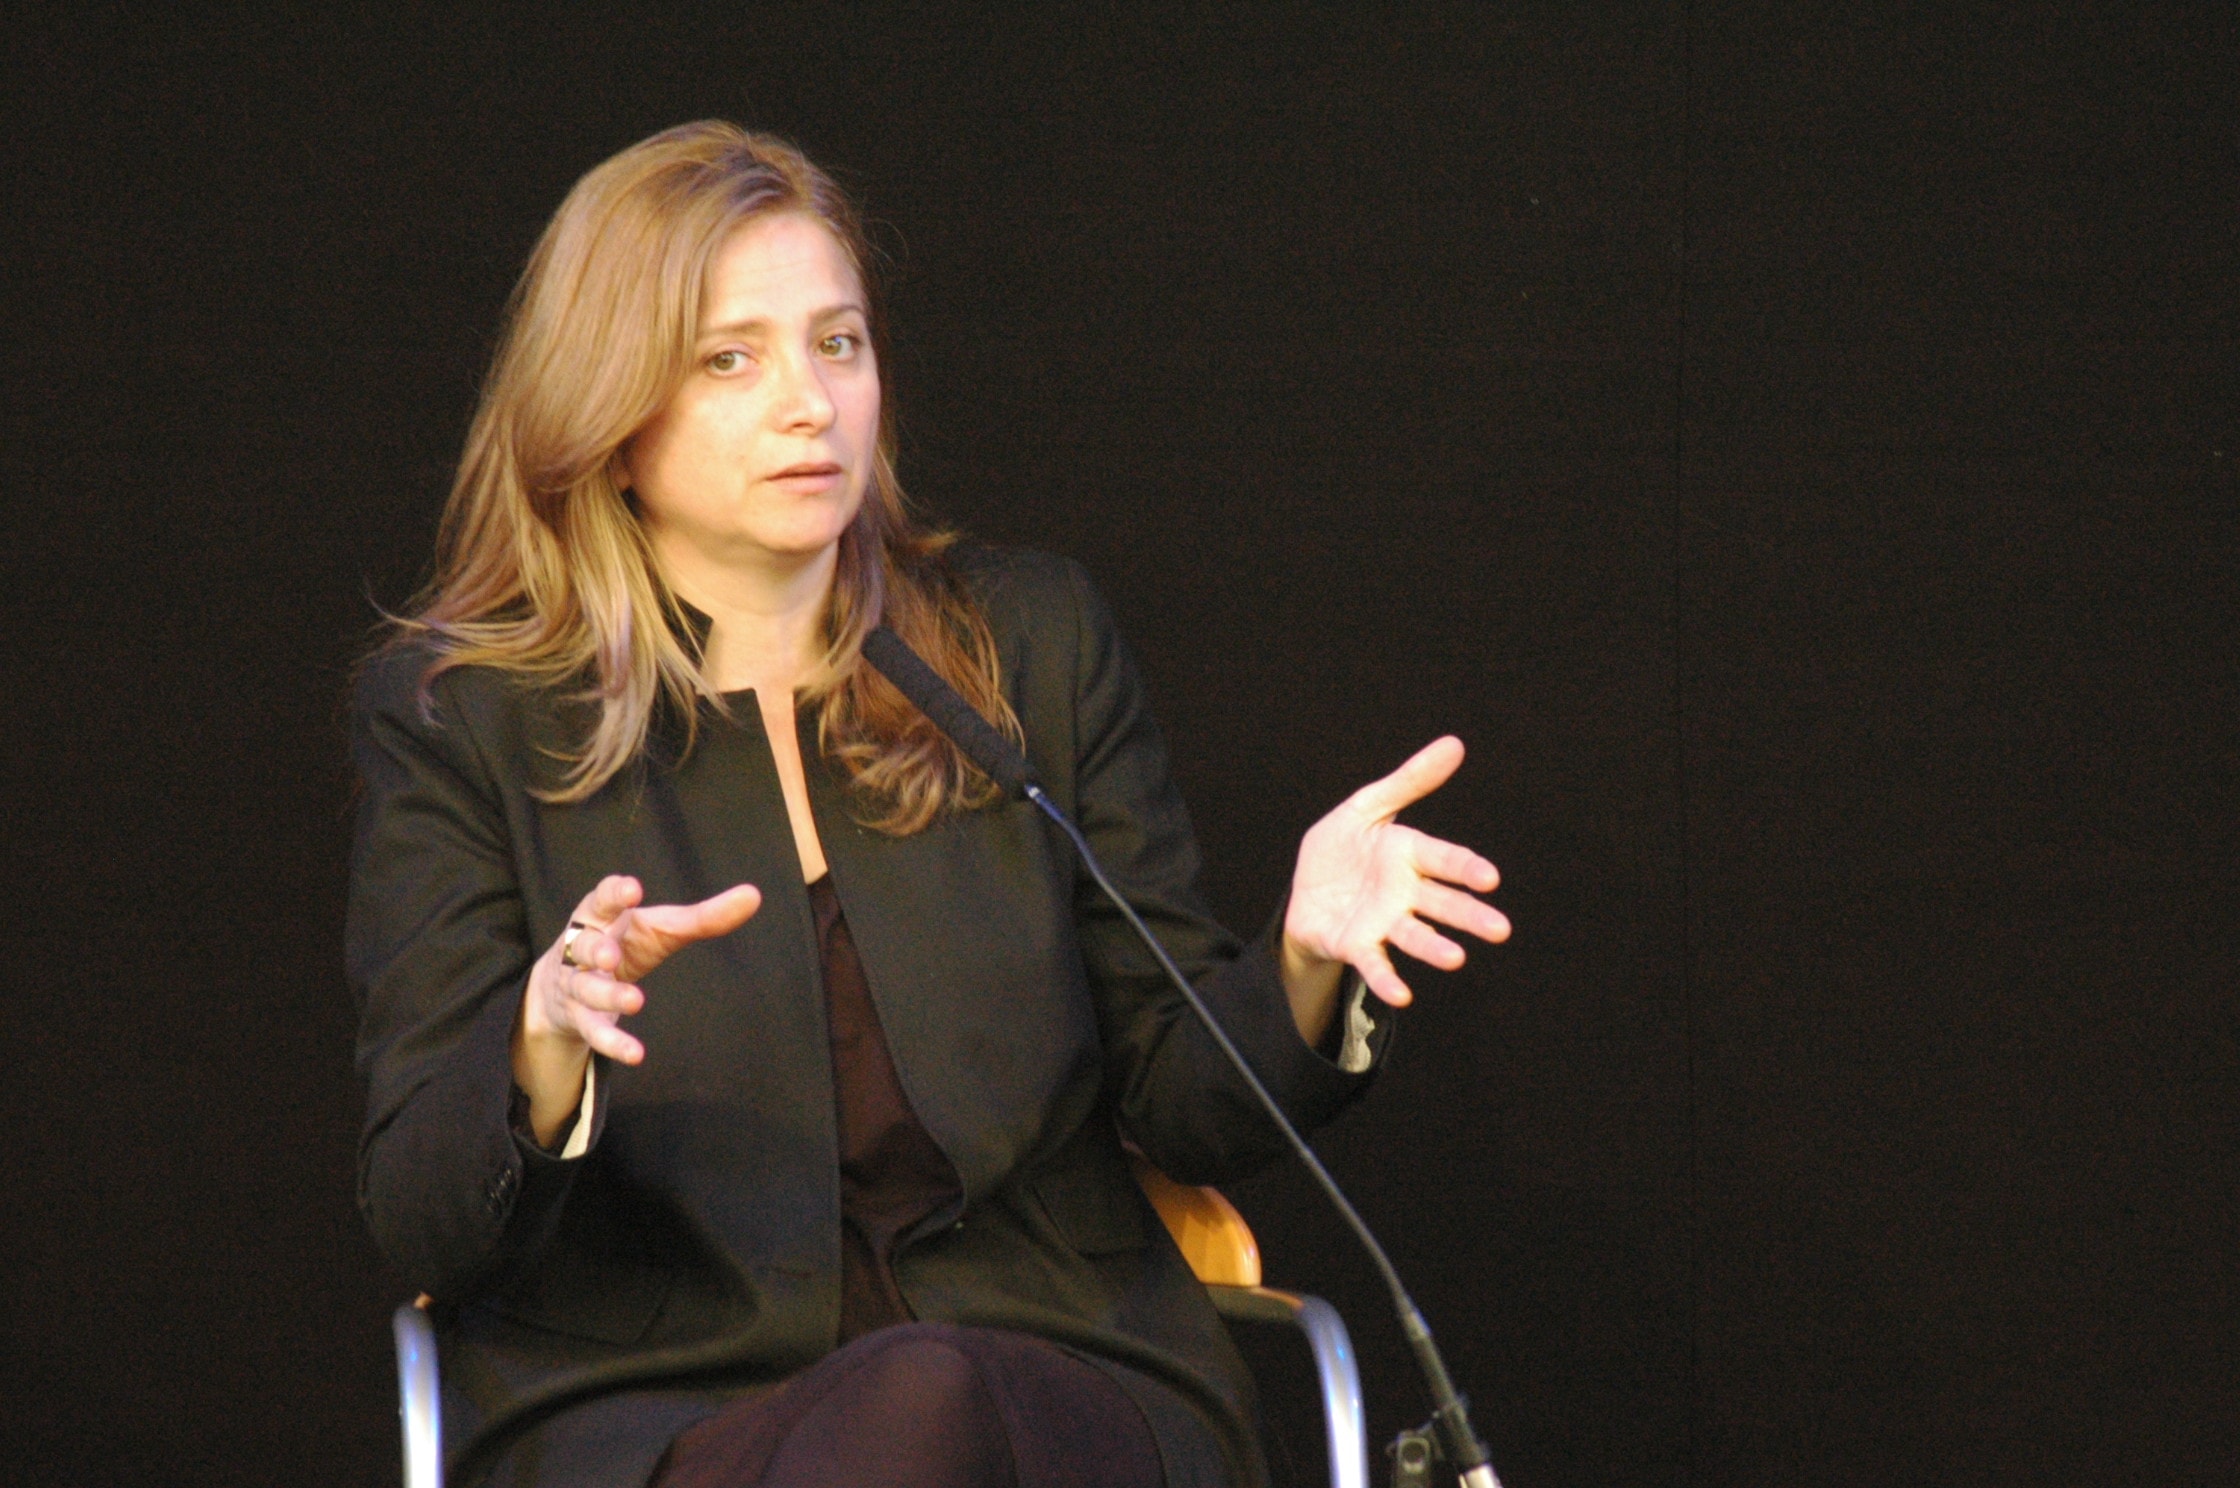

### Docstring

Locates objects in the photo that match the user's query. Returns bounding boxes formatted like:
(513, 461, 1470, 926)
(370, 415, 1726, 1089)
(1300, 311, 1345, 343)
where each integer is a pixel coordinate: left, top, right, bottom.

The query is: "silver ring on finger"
(559, 920, 599, 971)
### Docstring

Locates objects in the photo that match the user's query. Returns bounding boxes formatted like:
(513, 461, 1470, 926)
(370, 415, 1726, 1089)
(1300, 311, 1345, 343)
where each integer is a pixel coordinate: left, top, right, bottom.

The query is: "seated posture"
(348, 121, 1509, 1488)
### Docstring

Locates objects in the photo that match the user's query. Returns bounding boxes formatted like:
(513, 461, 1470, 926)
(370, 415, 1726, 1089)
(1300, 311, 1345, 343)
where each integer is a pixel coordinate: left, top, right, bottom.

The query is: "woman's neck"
(658, 539, 836, 696)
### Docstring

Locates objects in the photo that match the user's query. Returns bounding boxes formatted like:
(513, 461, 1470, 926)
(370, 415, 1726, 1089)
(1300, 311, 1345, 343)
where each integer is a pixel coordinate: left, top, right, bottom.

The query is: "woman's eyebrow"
(698, 302, 868, 338)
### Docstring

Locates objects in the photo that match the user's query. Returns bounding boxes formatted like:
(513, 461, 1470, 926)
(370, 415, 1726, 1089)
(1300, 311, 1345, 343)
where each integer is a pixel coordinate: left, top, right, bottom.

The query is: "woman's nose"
(771, 352, 837, 431)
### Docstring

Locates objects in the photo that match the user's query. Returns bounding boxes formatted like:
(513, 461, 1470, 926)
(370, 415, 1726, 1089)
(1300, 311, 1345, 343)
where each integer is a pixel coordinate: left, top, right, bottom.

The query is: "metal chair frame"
(1209, 1284, 1370, 1488)
(395, 1180, 1367, 1488)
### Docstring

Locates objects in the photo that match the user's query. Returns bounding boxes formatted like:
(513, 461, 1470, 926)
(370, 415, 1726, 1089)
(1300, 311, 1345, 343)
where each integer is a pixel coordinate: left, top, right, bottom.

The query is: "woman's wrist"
(1279, 933, 1347, 1046)
(511, 1015, 592, 1147)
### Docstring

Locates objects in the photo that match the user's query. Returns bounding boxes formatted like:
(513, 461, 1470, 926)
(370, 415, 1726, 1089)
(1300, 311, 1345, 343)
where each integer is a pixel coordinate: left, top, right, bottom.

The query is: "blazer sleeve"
(345, 652, 597, 1300)
(1045, 558, 1389, 1185)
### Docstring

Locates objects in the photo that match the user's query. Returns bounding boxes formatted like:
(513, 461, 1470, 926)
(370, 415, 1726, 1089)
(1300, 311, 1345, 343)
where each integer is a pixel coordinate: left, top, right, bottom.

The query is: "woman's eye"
(819, 332, 860, 359)
(707, 349, 749, 374)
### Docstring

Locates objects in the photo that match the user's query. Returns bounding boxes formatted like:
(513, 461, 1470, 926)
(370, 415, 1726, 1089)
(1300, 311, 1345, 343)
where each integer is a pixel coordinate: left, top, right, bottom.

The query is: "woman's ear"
(608, 448, 633, 493)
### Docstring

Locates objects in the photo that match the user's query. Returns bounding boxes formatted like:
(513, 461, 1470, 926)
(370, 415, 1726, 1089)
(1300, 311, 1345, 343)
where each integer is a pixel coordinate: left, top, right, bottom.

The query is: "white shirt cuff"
(558, 1061, 596, 1160)
(1337, 976, 1376, 1074)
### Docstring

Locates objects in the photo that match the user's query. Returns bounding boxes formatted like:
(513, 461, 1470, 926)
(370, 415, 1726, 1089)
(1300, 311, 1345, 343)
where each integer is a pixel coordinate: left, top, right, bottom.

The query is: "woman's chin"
(653, 494, 864, 575)
(734, 520, 855, 568)
(760, 488, 863, 546)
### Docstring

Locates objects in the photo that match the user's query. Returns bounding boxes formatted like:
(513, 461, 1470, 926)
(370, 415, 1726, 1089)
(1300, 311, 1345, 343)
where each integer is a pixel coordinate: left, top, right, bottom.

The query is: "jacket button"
(485, 1166, 518, 1215)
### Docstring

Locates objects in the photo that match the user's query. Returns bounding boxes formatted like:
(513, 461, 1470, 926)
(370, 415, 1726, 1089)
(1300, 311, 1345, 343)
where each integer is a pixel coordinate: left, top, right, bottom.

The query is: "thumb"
(641, 883, 762, 943)
(692, 883, 763, 935)
(1348, 736, 1466, 821)
(617, 884, 762, 980)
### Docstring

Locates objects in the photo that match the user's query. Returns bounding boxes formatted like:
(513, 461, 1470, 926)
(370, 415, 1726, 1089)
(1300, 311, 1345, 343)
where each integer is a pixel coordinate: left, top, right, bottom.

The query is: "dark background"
(2, 4, 2232, 1485)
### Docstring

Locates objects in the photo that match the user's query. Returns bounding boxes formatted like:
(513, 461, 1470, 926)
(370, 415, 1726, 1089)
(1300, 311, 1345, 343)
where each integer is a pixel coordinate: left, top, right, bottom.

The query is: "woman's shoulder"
(350, 637, 594, 805)
(946, 540, 1115, 648)
(353, 635, 443, 718)
(350, 633, 563, 744)
(947, 538, 1078, 598)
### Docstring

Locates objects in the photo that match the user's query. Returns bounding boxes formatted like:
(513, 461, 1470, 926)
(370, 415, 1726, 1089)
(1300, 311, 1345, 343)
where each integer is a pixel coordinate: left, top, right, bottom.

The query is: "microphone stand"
(860, 627, 1505, 1488)
(1026, 788, 1502, 1488)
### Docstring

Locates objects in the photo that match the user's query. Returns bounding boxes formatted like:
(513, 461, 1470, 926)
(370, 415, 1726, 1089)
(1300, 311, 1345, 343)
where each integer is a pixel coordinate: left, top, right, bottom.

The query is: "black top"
(811, 873, 965, 1341)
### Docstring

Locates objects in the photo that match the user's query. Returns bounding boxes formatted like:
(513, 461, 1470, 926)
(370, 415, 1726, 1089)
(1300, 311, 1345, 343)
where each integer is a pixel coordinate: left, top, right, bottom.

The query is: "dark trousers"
(650, 1323, 1168, 1488)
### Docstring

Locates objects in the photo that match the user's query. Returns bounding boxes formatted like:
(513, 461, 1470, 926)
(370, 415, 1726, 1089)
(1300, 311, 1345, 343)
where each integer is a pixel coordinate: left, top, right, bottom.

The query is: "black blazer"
(347, 547, 1384, 1487)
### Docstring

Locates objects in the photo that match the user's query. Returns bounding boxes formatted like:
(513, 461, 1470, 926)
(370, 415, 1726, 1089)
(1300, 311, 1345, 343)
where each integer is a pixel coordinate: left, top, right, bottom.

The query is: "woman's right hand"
(513, 874, 761, 1142)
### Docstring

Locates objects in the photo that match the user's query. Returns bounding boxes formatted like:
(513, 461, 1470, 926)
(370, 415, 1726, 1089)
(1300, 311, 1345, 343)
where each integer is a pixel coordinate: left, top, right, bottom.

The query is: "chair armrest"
(1211, 1286, 1370, 1488)
(393, 1301, 443, 1488)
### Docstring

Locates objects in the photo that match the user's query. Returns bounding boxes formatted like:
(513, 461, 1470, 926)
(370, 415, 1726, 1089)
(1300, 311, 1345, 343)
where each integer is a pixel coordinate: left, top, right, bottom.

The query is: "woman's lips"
(767, 462, 843, 492)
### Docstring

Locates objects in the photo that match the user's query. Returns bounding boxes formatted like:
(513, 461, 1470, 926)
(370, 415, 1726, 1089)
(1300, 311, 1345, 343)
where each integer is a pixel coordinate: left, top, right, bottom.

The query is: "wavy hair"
(391, 121, 1020, 833)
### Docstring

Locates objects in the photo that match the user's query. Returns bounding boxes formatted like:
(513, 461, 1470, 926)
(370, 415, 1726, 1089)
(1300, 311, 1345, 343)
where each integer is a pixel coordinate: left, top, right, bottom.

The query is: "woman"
(349, 121, 1509, 1488)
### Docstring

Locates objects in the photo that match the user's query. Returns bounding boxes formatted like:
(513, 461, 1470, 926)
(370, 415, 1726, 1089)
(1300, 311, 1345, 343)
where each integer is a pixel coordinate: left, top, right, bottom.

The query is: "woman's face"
(622, 212, 880, 577)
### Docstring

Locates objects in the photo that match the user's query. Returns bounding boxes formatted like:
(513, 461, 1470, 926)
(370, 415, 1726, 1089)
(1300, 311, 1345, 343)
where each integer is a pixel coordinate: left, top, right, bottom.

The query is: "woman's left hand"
(1282, 736, 1510, 1027)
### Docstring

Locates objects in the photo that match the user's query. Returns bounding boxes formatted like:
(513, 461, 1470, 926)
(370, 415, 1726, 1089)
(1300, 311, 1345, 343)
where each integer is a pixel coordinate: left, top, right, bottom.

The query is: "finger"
(574, 873, 644, 927)
(1388, 914, 1467, 971)
(1412, 881, 1513, 945)
(1348, 736, 1466, 821)
(581, 1015, 645, 1066)
(1402, 831, 1501, 894)
(561, 877, 642, 974)
(564, 968, 644, 1018)
(561, 977, 646, 1064)
(1351, 942, 1415, 1008)
(563, 922, 623, 977)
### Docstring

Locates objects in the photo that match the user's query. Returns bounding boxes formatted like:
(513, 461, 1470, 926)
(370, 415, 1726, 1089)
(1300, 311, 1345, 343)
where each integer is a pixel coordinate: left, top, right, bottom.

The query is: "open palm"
(1283, 736, 1510, 1009)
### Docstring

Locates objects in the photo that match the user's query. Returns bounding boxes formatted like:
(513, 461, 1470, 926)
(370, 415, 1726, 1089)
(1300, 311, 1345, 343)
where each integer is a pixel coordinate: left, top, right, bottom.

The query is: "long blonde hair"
(394, 121, 1019, 833)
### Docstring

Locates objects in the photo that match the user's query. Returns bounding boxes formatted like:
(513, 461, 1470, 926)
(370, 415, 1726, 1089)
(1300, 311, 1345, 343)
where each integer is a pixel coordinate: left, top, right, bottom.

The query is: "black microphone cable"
(859, 625, 1503, 1488)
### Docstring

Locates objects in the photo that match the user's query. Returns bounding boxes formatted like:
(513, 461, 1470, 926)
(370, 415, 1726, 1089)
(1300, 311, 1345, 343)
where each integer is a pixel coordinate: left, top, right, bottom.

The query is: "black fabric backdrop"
(2, 5, 2231, 1485)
